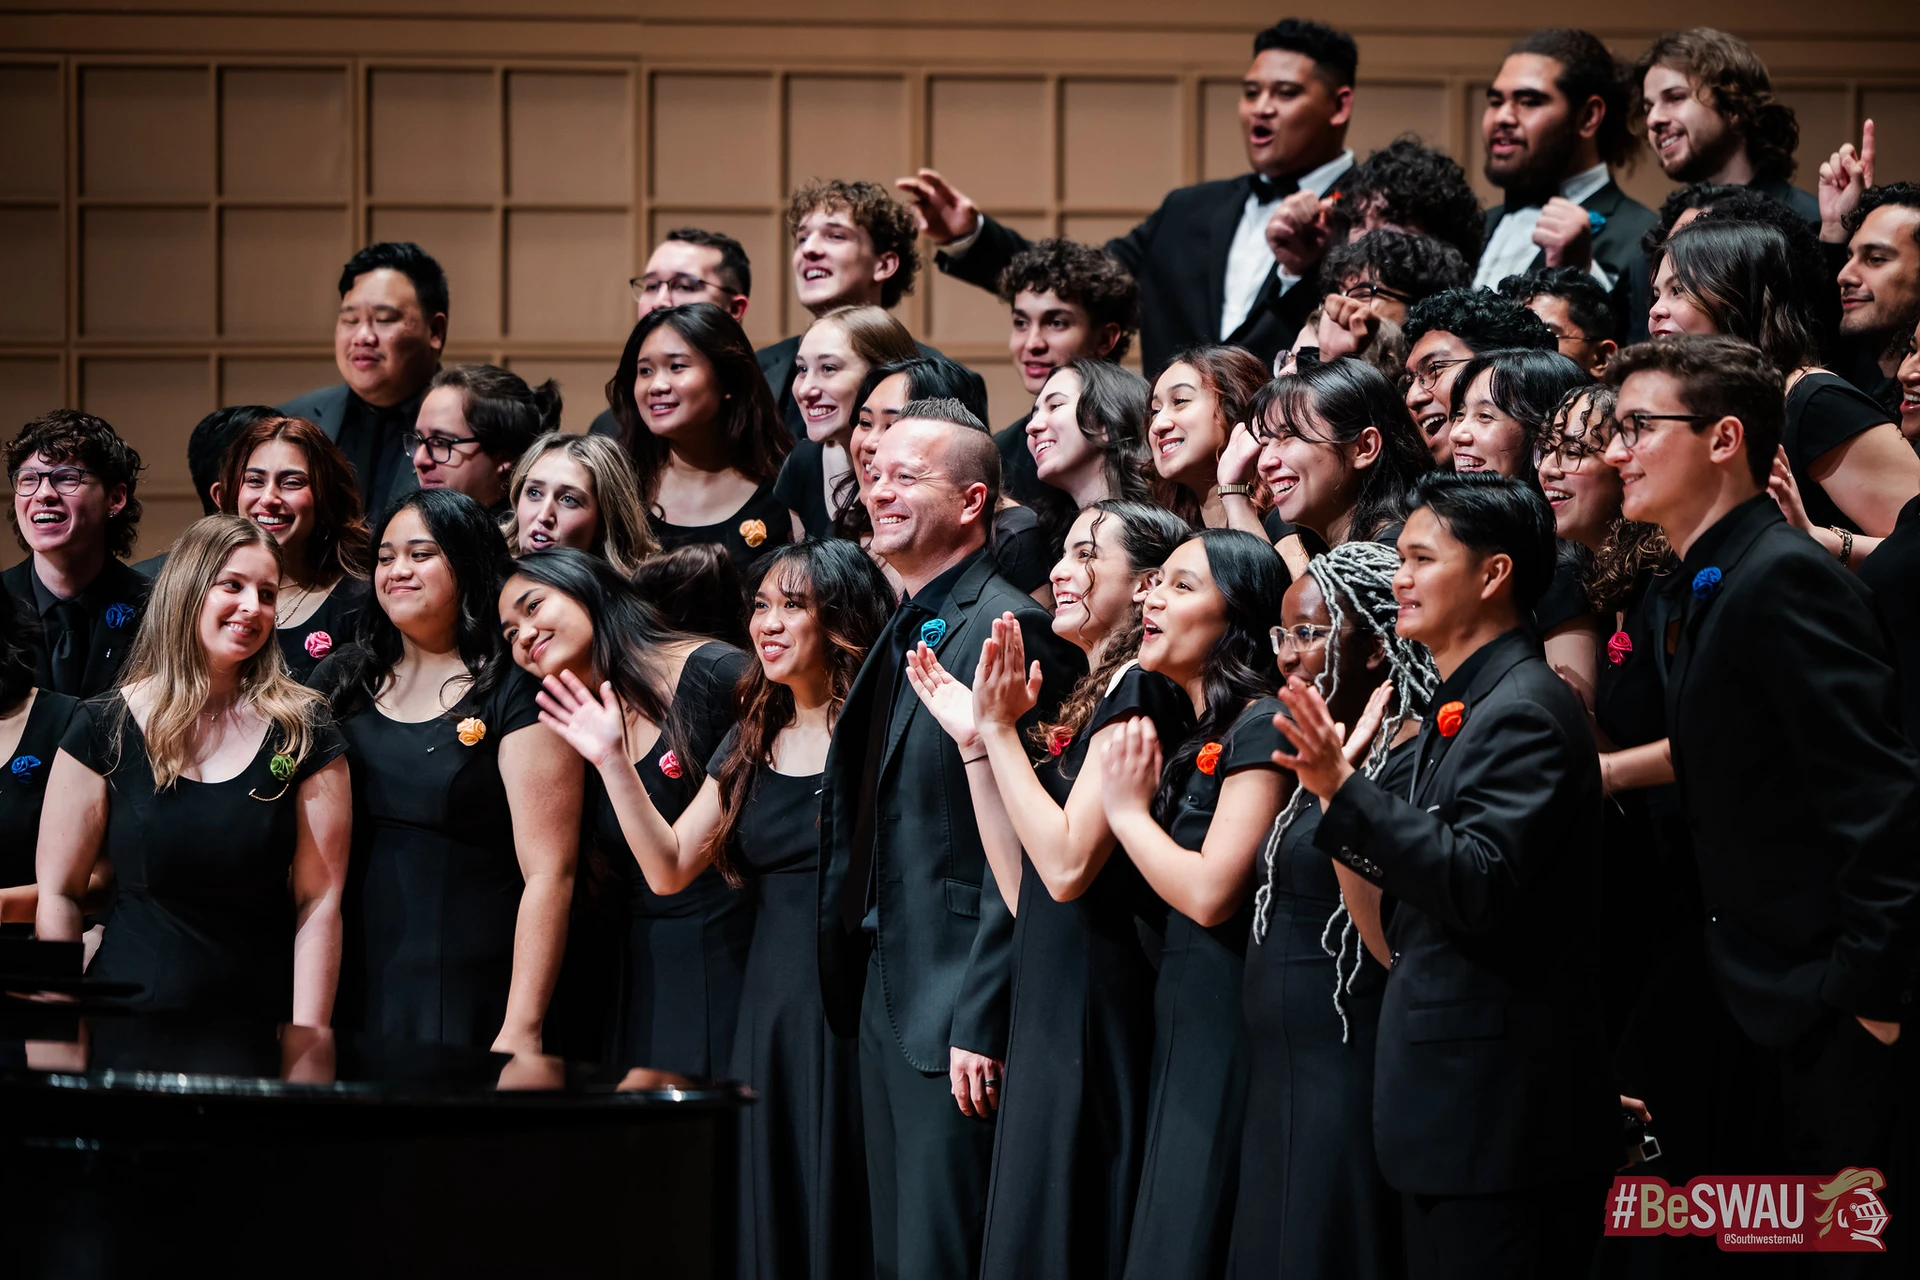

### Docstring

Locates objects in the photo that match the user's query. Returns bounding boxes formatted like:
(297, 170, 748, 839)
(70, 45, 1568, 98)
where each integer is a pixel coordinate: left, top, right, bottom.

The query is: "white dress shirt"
(1219, 150, 1354, 340)
(1473, 162, 1614, 292)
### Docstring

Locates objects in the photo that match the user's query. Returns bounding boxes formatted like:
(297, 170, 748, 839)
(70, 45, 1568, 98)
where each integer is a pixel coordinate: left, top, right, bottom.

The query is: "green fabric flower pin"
(270, 753, 296, 783)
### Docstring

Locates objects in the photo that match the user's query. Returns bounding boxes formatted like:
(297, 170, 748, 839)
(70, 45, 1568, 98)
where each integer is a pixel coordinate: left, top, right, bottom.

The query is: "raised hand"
(905, 641, 981, 751)
(1339, 680, 1395, 767)
(1767, 445, 1813, 532)
(1218, 420, 1264, 487)
(1265, 191, 1335, 275)
(973, 612, 1043, 731)
(1099, 718, 1163, 820)
(895, 169, 980, 245)
(1270, 675, 1357, 805)
(1533, 197, 1594, 270)
(1819, 120, 1876, 243)
(1317, 291, 1379, 360)
(535, 670, 627, 770)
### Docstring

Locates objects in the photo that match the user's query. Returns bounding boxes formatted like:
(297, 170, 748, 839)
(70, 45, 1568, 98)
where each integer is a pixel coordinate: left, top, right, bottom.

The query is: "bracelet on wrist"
(1828, 524, 1854, 568)
(1216, 483, 1255, 498)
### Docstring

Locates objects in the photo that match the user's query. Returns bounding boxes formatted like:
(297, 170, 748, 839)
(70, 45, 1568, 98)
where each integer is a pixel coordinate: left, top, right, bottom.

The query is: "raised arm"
(34, 749, 108, 945)
(289, 756, 352, 1028)
(494, 721, 584, 1056)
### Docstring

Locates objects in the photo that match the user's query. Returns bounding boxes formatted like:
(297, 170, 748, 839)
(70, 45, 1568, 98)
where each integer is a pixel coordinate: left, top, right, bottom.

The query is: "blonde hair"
(503, 432, 660, 577)
(115, 514, 323, 791)
(812, 304, 918, 371)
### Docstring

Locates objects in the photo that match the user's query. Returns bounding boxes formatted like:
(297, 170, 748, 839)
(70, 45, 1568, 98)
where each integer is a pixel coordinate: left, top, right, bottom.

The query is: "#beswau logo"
(1604, 1168, 1891, 1253)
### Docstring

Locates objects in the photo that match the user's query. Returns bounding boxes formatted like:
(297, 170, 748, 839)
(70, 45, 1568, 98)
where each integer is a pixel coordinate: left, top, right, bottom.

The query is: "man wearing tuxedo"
(1632, 29, 1819, 225)
(1275, 471, 1618, 1275)
(278, 241, 447, 523)
(816, 399, 1082, 1279)
(901, 19, 1358, 374)
(1473, 29, 1658, 317)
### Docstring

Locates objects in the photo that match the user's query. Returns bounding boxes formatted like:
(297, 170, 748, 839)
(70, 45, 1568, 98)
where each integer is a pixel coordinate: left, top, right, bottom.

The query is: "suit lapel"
(876, 557, 995, 781)
(1668, 506, 1775, 701)
(1412, 633, 1535, 806)
(1201, 177, 1253, 342)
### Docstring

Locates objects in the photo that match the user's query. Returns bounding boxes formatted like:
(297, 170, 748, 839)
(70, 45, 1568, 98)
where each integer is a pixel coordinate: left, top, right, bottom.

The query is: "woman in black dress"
(1099, 528, 1291, 1280)
(604, 302, 801, 570)
(216, 414, 372, 683)
(497, 547, 751, 1076)
(531, 539, 892, 1280)
(773, 305, 917, 537)
(318, 489, 582, 1053)
(902, 498, 1192, 1280)
(1235, 540, 1436, 1280)
(504, 430, 659, 575)
(0, 595, 81, 922)
(36, 515, 351, 1023)
(1024, 361, 1153, 561)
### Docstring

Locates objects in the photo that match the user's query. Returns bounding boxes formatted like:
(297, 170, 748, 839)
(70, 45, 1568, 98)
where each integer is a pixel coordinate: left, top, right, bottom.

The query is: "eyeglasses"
(630, 274, 732, 303)
(1340, 281, 1414, 305)
(403, 431, 481, 463)
(1531, 439, 1603, 473)
(10, 466, 94, 497)
(1269, 623, 1334, 655)
(1400, 358, 1468, 393)
(1609, 411, 1716, 450)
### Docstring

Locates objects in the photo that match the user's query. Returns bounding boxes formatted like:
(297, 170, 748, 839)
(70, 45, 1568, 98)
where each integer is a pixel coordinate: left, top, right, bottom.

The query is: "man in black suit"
(1276, 472, 1617, 1276)
(756, 179, 984, 439)
(1632, 29, 1819, 224)
(1474, 29, 1658, 326)
(1604, 335, 1917, 1186)
(901, 19, 1359, 374)
(4, 411, 149, 697)
(278, 241, 447, 523)
(816, 398, 1082, 1279)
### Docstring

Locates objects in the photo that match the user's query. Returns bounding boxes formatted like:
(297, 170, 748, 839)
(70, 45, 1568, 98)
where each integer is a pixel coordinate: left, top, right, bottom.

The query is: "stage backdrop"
(2, 0, 1917, 563)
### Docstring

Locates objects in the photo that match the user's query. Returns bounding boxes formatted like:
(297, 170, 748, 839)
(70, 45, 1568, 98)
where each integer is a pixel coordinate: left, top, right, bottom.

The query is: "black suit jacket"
(278, 383, 422, 521)
(938, 169, 1350, 376)
(815, 553, 1084, 1070)
(1316, 629, 1616, 1196)
(1663, 496, 1920, 1046)
(2, 557, 150, 699)
(754, 336, 987, 443)
(1483, 179, 1658, 342)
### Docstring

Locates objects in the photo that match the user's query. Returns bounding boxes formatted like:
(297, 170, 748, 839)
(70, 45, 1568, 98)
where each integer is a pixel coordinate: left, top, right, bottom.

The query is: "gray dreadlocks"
(1251, 539, 1439, 1042)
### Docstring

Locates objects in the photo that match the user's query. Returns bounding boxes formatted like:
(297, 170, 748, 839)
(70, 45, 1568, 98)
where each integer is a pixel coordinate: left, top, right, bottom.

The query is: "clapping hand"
(974, 613, 1043, 730)
(1819, 121, 1875, 243)
(536, 670, 627, 770)
(1269, 676, 1390, 805)
(895, 169, 980, 245)
(905, 641, 980, 752)
(1100, 718, 1163, 821)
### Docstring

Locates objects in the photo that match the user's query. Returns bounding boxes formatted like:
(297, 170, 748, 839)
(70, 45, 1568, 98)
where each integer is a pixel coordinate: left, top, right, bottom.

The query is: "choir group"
(5, 16, 1919, 1280)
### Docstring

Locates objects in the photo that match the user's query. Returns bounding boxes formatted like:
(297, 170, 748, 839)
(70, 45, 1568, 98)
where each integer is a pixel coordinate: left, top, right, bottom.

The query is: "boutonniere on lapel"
(1435, 700, 1466, 739)
(251, 751, 298, 802)
(1691, 566, 1722, 600)
(457, 717, 486, 746)
(1196, 741, 1224, 776)
(1606, 630, 1633, 665)
(658, 749, 683, 780)
(304, 630, 333, 659)
(919, 617, 948, 647)
(738, 518, 768, 549)
(9, 754, 42, 783)
(103, 602, 137, 630)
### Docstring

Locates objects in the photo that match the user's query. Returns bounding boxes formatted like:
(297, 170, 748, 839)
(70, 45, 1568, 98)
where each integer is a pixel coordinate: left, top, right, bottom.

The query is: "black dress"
(1531, 538, 1597, 638)
(773, 439, 847, 539)
(979, 665, 1195, 1280)
(1858, 494, 1920, 749)
(64, 694, 346, 1019)
(650, 481, 796, 573)
(276, 577, 371, 685)
(598, 641, 755, 1075)
(0, 688, 81, 887)
(1230, 739, 1416, 1280)
(1784, 370, 1897, 534)
(717, 733, 869, 1280)
(332, 663, 545, 1049)
(1125, 697, 1286, 1280)
(993, 505, 1052, 595)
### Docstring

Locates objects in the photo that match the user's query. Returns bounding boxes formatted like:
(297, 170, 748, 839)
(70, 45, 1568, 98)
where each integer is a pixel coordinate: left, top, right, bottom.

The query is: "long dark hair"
(1448, 347, 1592, 485)
(1659, 219, 1821, 374)
(1030, 360, 1153, 556)
(631, 542, 749, 648)
(318, 488, 513, 720)
(1250, 359, 1433, 544)
(1151, 528, 1287, 820)
(1, 592, 42, 713)
(217, 414, 371, 584)
(834, 354, 987, 539)
(605, 302, 791, 505)
(708, 539, 895, 881)
(1149, 344, 1273, 528)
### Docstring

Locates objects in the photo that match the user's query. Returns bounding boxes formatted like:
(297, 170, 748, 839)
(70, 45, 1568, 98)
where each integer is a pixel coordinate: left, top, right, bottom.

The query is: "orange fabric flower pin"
(457, 717, 486, 746)
(1196, 742, 1224, 775)
(739, 518, 768, 548)
(1435, 701, 1465, 739)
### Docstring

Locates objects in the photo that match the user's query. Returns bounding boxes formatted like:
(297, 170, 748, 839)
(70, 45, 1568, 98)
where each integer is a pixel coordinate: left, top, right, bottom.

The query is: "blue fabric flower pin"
(1691, 566, 1722, 600)
(104, 602, 136, 629)
(919, 617, 948, 647)
(10, 754, 42, 782)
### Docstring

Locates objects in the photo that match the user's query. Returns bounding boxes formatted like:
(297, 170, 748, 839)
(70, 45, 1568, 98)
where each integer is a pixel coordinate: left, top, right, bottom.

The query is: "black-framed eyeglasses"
(1269, 623, 1335, 654)
(629, 274, 733, 303)
(1531, 438, 1603, 473)
(1400, 358, 1468, 393)
(403, 431, 481, 463)
(10, 466, 94, 497)
(1610, 412, 1716, 449)
(1340, 280, 1413, 305)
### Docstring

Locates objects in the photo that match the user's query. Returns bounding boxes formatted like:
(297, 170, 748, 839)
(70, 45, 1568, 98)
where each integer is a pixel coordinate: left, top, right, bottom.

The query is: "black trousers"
(1401, 1177, 1602, 1280)
(858, 955, 997, 1280)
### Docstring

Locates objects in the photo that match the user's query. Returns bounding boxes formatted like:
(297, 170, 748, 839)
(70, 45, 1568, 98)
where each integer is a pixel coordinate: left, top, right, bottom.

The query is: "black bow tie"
(1249, 173, 1299, 203)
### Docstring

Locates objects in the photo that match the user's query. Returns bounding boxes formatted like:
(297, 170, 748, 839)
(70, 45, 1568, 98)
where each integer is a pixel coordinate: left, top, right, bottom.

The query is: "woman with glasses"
(901, 499, 1191, 1278)
(774, 305, 918, 538)
(605, 303, 800, 572)
(410, 365, 561, 514)
(216, 415, 372, 683)
(504, 431, 659, 575)
(1235, 540, 1435, 1280)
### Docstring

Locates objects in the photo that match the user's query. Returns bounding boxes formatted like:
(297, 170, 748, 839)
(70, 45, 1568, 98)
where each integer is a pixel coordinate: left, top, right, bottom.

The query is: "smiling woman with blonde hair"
(35, 514, 352, 1024)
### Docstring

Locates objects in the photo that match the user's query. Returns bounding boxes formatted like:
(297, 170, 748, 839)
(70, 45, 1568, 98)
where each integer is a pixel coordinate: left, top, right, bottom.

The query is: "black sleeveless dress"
(276, 577, 371, 685)
(1230, 739, 1417, 1280)
(0, 688, 81, 887)
(1125, 697, 1286, 1280)
(597, 641, 755, 1075)
(64, 694, 346, 1020)
(978, 664, 1195, 1280)
(650, 482, 795, 573)
(332, 663, 544, 1049)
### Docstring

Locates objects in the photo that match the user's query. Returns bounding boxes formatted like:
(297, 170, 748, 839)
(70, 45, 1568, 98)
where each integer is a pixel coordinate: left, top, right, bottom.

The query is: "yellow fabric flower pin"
(739, 518, 768, 548)
(457, 717, 486, 746)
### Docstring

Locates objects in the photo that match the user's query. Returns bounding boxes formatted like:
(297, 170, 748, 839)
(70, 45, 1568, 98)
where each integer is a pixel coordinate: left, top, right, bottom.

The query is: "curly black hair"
(1641, 181, 1745, 258)
(1403, 288, 1558, 354)
(1322, 229, 1471, 305)
(1842, 183, 1920, 244)
(1498, 265, 1618, 344)
(997, 238, 1141, 363)
(1332, 137, 1486, 268)
(786, 178, 922, 310)
(5, 409, 144, 560)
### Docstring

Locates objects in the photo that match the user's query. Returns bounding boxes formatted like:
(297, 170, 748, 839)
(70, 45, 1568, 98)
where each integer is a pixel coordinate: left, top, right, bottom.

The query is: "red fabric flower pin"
(304, 630, 333, 659)
(1046, 727, 1073, 758)
(1606, 630, 1633, 665)
(1435, 701, 1465, 739)
(658, 750, 682, 780)
(1196, 742, 1224, 775)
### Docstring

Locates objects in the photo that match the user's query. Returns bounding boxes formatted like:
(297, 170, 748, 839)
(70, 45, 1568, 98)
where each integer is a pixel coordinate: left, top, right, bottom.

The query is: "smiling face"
(852, 370, 913, 490)
(1028, 367, 1103, 487)
(198, 542, 280, 671)
(1137, 538, 1230, 688)
(1537, 392, 1623, 550)
(237, 436, 317, 564)
(499, 572, 595, 683)
(1606, 369, 1722, 530)
(335, 267, 443, 408)
(1483, 53, 1586, 194)
(1647, 256, 1719, 339)
(635, 323, 724, 443)
(749, 564, 825, 688)
(1009, 288, 1111, 395)
(515, 451, 600, 555)
(1404, 331, 1475, 466)
(1149, 361, 1229, 489)
(374, 506, 460, 644)
(1392, 505, 1501, 650)
(793, 318, 869, 447)
(865, 419, 986, 579)
(1239, 48, 1349, 178)
(1448, 367, 1530, 479)
(1255, 401, 1371, 540)
(1839, 204, 1920, 344)
(12, 449, 127, 560)
(1049, 507, 1148, 653)
(792, 207, 895, 314)
(1898, 321, 1920, 440)
(412, 385, 510, 508)
(1641, 64, 1742, 182)
(1274, 573, 1382, 718)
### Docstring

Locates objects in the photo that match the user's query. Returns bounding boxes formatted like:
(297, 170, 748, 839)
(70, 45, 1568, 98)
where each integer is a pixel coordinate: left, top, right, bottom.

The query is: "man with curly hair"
(759, 178, 984, 440)
(1633, 30, 1818, 225)
(3, 410, 149, 697)
(1833, 184, 1920, 404)
(1400, 289, 1557, 464)
(1499, 265, 1619, 375)
(991, 238, 1140, 504)
(1327, 138, 1486, 271)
